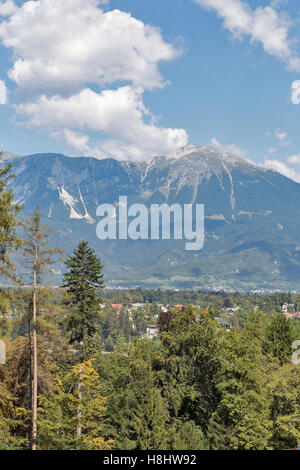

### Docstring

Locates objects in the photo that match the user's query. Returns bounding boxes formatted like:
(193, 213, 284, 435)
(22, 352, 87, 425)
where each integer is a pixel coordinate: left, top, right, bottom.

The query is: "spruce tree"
(61, 241, 105, 446)
(61, 240, 105, 357)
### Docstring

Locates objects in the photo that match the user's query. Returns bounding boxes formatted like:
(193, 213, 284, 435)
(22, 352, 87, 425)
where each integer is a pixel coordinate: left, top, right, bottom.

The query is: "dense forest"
(0, 156, 299, 450)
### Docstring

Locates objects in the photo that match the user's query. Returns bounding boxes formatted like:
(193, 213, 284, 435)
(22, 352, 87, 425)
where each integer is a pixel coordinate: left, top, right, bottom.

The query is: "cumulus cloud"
(264, 159, 300, 183)
(0, 0, 187, 161)
(62, 130, 92, 155)
(291, 80, 300, 104)
(194, 0, 300, 71)
(17, 86, 188, 161)
(264, 150, 300, 183)
(287, 154, 300, 165)
(0, 1, 17, 17)
(0, 0, 179, 92)
(0, 80, 7, 104)
(210, 137, 248, 158)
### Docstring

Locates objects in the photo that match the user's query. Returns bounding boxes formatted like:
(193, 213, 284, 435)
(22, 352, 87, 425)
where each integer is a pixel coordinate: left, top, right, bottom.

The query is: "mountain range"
(5, 145, 300, 291)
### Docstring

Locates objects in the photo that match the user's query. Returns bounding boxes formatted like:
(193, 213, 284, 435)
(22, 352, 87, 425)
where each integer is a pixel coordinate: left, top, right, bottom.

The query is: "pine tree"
(22, 205, 63, 450)
(61, 241, 105, 445)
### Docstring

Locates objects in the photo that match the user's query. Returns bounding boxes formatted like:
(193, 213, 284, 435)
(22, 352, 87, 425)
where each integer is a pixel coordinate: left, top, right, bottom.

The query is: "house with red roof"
(111, 304, 123, 310)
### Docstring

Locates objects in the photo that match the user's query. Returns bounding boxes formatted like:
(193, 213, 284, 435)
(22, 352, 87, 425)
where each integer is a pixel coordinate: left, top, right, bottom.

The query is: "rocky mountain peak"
(165, 145, 254, 168)
(166, 145, 201, 160)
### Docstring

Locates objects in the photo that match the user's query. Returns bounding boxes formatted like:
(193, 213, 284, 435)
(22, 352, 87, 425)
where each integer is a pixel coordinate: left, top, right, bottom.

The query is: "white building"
(146, 325, 157, 339)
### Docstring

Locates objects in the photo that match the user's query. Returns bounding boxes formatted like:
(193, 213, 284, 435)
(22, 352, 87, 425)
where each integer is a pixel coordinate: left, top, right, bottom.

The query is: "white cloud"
(62, 130, 92, 155)
(0, 80, 7, 104)
(265, 129, 290, 150)
(274, 128, 290, 146)
(0, 0, 187, 161)
(0, 1, 17, 17)
(264, 150, 300, 183)
(264, 159, 300, 182)
(275, 129, 287, 141)
(287, 154, 300, 165)
(0, 0, 180, 92)
(17, 86, 188, 161)
(194, 0, 300, 71)
(210, 137, 248, 158)
(291, 80, 300, 104)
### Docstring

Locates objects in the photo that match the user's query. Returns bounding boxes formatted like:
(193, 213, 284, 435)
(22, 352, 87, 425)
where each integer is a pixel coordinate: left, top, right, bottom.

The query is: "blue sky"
(1, 0, 300, 180)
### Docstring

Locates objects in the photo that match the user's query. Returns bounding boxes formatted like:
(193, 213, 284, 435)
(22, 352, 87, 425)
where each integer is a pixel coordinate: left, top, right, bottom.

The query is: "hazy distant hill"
(7, 146, 300, 291)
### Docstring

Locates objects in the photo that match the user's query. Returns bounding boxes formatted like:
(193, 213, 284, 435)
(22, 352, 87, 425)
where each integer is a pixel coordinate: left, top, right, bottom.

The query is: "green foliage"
(21, 205, 63, 284)
(264, 314, 294, 365)
(38, 359, 113, 450)
(106, 341, 170, 450)
(264, 360, 300, 449)
(104, 335, 114, 352)
(0, 156, 23, 281)
(61, 241, 104, 357)
(0, 380, 27, 449)
(133, 308, 147, 337)
(1, 157, 299, 450)
(0, 157, 23, 336)
(207, 328, 271, 450)
(156, 307, 222, 430)
(170, 420, 206, 450)
(1, 270, 300, 450)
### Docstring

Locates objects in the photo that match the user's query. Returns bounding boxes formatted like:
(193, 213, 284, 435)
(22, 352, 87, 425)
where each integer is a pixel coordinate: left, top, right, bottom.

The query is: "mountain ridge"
(5, 146, 300, 291)
(2, 144, 280, 174)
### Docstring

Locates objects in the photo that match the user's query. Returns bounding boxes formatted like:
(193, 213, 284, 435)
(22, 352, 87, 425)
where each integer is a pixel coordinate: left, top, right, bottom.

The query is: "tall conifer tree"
(22, 206, 62, 450)
(0, 153, 23, 280)
(61, 241, 104, 445)
(0, 153, 23, 324)
(61, 240, 105, 356)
